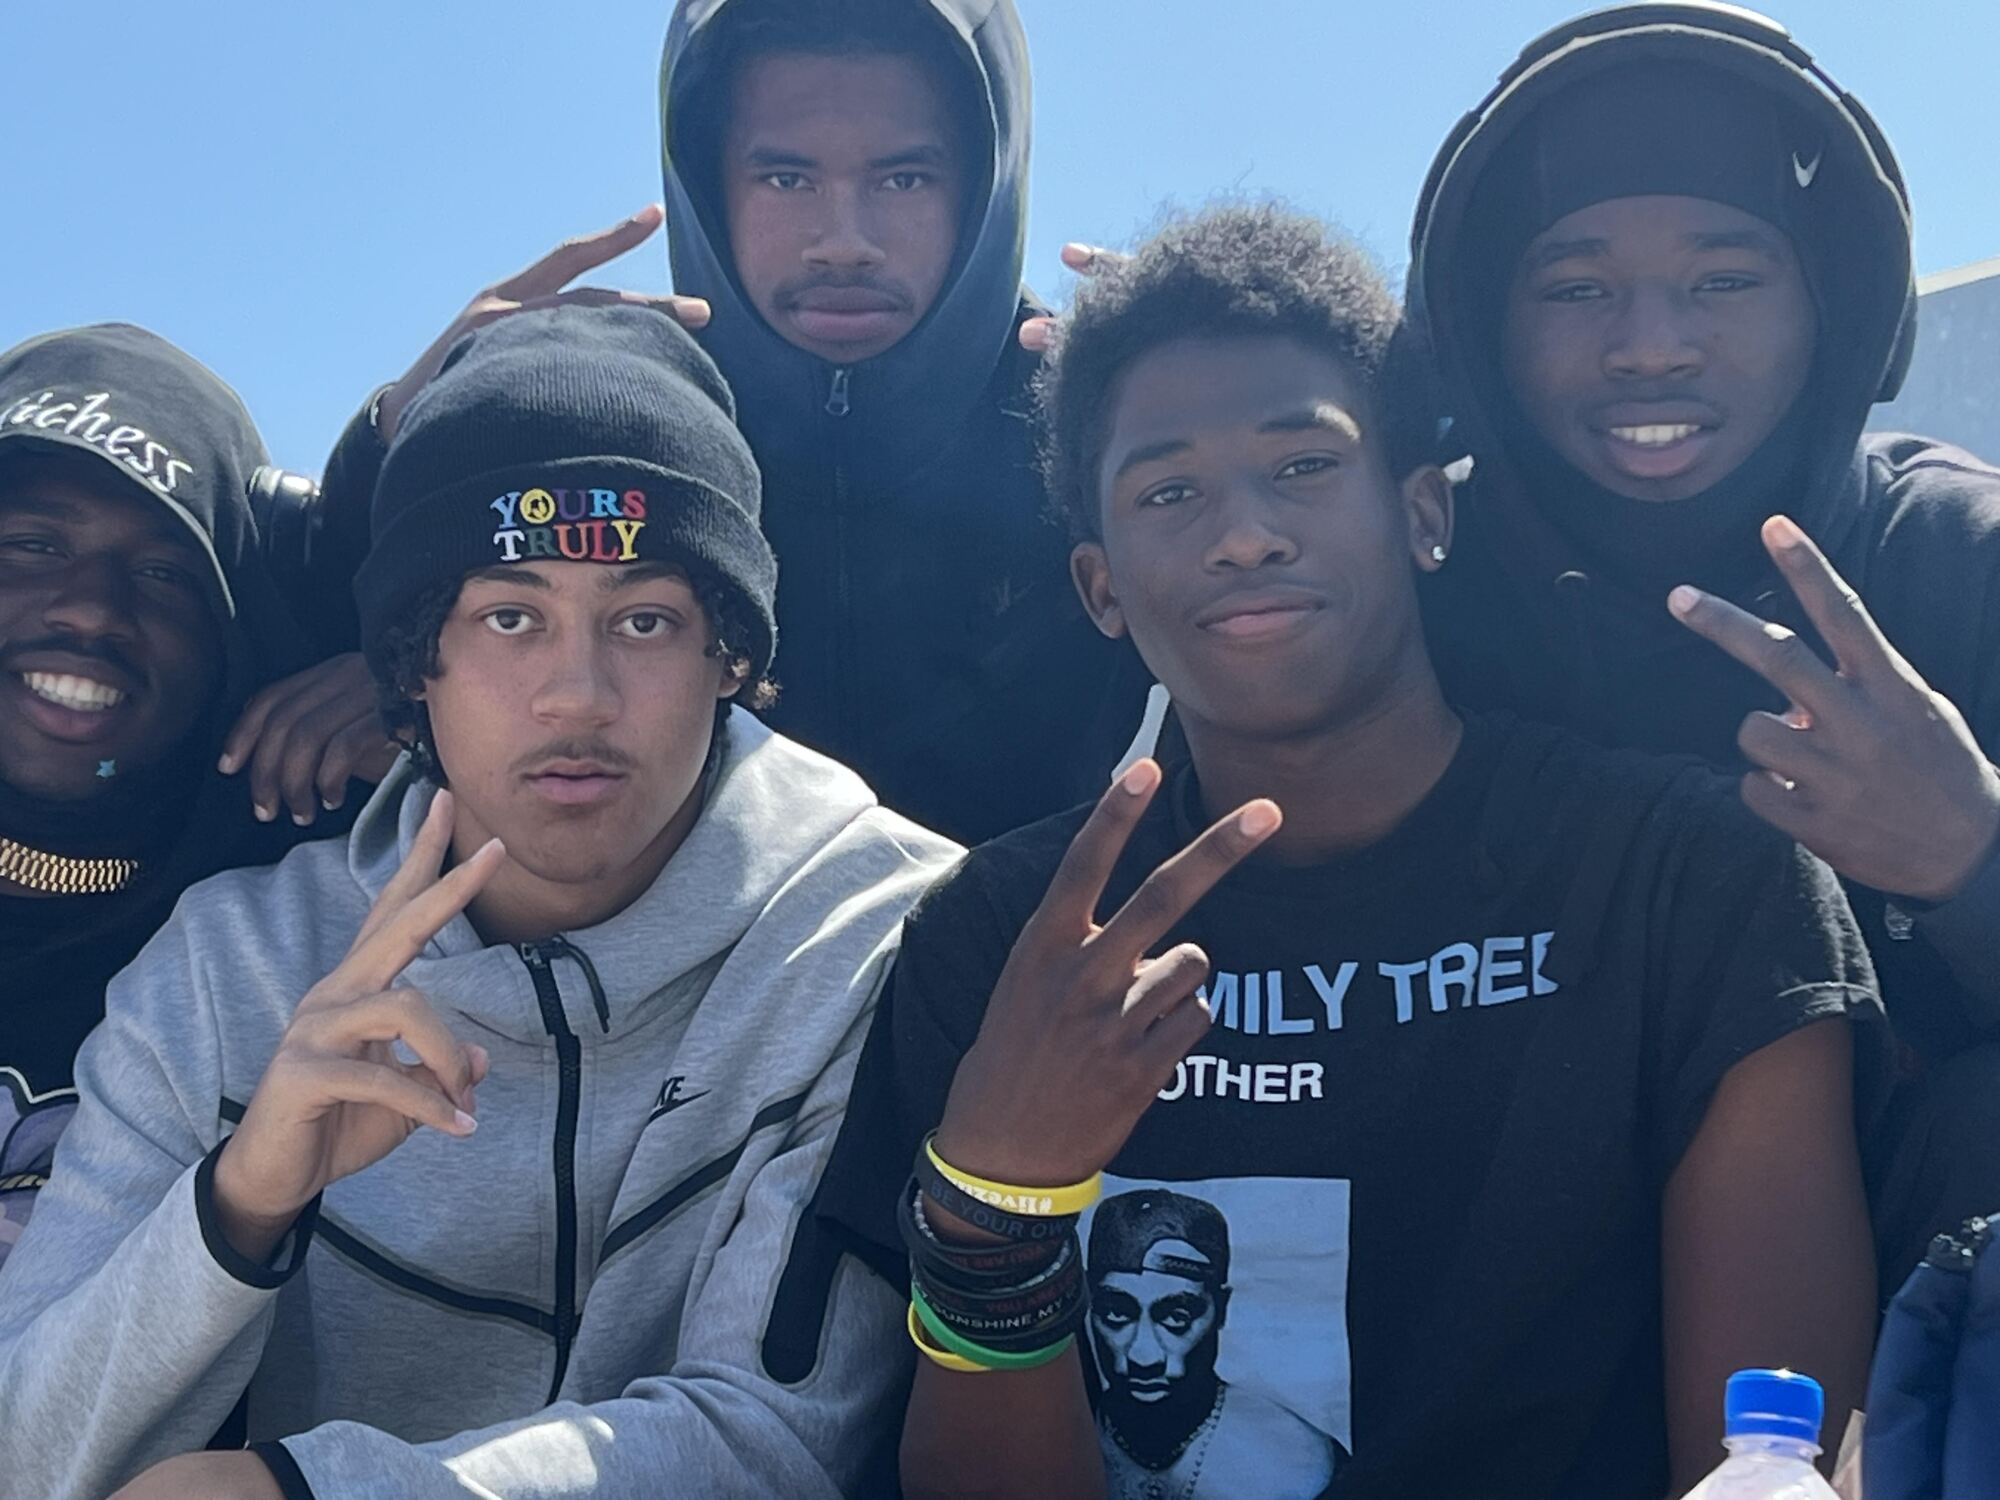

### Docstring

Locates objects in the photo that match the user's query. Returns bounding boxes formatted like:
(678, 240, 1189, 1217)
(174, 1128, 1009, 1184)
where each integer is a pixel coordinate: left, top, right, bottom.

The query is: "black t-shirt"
(0, 891, 124, 1264)
(816, 714, 1884, 1500)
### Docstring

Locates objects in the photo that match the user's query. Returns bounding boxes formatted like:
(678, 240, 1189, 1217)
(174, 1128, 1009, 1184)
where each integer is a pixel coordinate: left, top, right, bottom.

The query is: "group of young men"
(1, 2, 1995, 1498)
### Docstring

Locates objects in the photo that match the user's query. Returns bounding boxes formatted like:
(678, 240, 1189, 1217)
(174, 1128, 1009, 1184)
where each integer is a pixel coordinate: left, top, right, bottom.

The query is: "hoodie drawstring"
(541, 935, 612, 1034)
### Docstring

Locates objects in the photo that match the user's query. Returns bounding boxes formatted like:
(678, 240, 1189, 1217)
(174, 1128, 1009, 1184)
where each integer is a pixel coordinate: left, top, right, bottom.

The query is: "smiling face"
(1503, 194, 1818, 502)
(722, 50, 967, 365)
(0, 452, 222, 802)
(1071, 334, 1449, 745)
(418, 561, 739, 919)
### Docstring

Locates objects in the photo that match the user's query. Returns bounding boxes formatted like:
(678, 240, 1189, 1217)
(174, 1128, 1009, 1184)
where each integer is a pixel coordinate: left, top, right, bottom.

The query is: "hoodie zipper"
(520, 940, 582, 1402)
(826, 364, 855, 752)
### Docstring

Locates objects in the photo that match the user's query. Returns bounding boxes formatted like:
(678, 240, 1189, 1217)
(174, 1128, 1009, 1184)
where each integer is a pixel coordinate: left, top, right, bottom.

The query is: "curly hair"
(1035, 204, 1440, 541)
(365, 568, 777, 784)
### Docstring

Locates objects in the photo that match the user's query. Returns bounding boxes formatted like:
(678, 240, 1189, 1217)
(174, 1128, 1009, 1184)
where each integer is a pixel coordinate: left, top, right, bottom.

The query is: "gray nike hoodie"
(0, 708, 961, 1499)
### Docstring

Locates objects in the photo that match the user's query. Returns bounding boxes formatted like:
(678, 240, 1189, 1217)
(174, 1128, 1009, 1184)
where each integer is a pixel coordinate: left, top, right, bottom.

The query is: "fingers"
(1122, 943, 1210, 1027)
(224, 655, 386, 823)
(345, 834, 508, 994)
(1018, 315, 1057, 354)
(1762, 516, 1905, 687)
(1018, 245, 1122, 351)
(1135, 988, 1217, 1079)
(306, 1057, 478, 1138)
(503, 287, 710, 329)
(346, 791, 458, 955)
(263, 697, 383, 825)
(310, 716, 401, 816)
(489, 205, 665, 302)
(1737, 709, 1829, 785)
(1668, 583, 1848, 722)
(1096, 801, 1282, 961)
(660, 294, 711, 330)
(1059, 242, 1120, 275)
(1739, 765, 1817, 842)
(1029, 759, 1164, 942)
(297, 989, 480, 1110)
(219, 678, 284, 776)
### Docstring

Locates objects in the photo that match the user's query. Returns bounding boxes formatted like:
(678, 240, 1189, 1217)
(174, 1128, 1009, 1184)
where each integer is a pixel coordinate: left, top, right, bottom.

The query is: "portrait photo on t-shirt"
(1079, 1173, 1352, 1500)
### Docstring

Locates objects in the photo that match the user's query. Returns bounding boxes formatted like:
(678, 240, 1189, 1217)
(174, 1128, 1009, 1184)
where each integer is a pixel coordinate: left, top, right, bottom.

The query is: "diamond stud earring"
(1429, 544, 1448, 564)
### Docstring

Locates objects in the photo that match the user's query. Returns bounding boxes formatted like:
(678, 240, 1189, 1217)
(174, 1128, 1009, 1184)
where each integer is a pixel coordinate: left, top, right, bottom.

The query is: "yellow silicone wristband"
(924, 1135, 1102, 1218)
(908, 1300, 993, 1374)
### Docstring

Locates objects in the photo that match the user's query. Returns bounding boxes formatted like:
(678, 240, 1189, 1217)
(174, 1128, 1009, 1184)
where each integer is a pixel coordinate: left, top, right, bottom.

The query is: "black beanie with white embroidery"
(355, 303, 777, 677)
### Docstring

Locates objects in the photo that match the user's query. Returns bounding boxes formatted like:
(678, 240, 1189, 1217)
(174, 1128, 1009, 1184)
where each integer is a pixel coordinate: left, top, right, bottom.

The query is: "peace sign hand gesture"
(210, 792, 508, 1261)
(932, 760, 1281, 1190)
(1668, 514, 2000, 903)
(375, 204, 710, 442)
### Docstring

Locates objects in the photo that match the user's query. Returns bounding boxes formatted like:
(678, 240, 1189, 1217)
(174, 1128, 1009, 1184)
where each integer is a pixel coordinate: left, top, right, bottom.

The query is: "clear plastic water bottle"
(1679, 1368, 1839, 1499)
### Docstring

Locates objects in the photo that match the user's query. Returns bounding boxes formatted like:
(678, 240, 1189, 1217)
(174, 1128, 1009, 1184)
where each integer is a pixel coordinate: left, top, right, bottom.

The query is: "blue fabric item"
(1864, 1213, 2000, 1498)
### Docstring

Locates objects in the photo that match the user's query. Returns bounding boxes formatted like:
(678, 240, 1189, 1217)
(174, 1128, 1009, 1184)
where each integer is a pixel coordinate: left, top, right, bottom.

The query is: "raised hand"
(1669, 513, 2000, 902)
(375, 204, 711, 442)
(932, 759, 1280, 1188)
(1017, 242, 1124, 354)
(219, 652, 400, 825)
(210, 791, 507, 1259)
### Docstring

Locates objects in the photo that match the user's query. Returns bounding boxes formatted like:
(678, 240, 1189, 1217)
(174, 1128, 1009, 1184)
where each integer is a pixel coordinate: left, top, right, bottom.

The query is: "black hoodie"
(656, 0, 1144, 842)
(313, 0, 1143, 845)
(0, 326, 312, 1251)
(1410, 6, 2000, 1063)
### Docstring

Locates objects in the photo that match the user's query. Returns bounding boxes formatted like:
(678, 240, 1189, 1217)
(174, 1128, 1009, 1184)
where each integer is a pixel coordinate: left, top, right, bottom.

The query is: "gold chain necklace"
(0, 836, 140, 896)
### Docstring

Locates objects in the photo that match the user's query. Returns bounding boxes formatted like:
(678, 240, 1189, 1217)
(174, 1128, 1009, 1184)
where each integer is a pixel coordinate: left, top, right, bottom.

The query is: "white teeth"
(1608, 423, 1702, 448)
(22, 672, 125, 712)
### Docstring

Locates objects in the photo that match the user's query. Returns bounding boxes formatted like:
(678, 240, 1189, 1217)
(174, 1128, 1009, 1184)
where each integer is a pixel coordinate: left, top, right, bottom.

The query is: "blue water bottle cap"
(1724, 1368, 1824, 1442)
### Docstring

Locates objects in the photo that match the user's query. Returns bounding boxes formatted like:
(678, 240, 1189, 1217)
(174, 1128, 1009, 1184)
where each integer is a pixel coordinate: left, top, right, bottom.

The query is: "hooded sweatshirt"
(315, 0, 1144, 847)
(655, 0, 1146, 844)
(0, 325, 315, 1266)
(0, 708, 961, 1500)
(1409, 6, 2000, 1062)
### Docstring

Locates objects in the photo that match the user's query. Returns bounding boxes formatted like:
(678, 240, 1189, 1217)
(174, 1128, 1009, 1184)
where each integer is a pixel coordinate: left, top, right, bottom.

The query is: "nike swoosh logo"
(1793, 150, 1822, 188)
(648, 1089, 710, 1124)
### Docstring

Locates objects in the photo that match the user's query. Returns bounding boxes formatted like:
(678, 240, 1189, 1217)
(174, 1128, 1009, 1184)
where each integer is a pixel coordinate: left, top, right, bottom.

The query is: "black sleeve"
(251, 1441, 317, 1500)
(812, 856, 1033, 1289)
(1646, 791, 1888, 1181)
(193, 1141, 321, 1289)
(1866, 452, 2000, 1026)
(296, 389, 391, 655)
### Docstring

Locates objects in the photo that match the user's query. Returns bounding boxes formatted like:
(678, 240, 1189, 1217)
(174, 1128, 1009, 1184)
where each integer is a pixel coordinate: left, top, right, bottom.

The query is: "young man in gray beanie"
(0, 303, 960, 1500)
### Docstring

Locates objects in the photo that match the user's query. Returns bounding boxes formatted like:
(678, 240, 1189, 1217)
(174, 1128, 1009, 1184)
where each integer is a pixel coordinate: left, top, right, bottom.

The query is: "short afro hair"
(365, 567, 776, 785)
(1036, 204, 1439, 540)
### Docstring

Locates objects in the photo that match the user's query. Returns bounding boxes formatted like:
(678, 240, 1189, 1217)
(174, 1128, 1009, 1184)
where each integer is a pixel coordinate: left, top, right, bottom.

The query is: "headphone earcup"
(248, 464, 324, 575)
(1877, 285, 1919, 404)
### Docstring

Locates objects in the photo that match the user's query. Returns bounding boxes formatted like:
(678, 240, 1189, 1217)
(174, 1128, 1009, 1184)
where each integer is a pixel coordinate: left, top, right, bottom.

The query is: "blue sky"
(3, 1, 1993, 472)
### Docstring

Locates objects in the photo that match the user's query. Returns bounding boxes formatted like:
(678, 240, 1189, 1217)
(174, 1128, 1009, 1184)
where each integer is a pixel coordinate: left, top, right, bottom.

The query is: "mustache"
(1, 634, 142, 679)
(511, 738, 636, 775)
(773, 271, 914, 309)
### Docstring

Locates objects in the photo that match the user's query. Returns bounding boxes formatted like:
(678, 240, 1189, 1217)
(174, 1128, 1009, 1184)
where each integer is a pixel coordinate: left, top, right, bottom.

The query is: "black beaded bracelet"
(899, 1180, 1069, 1284)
